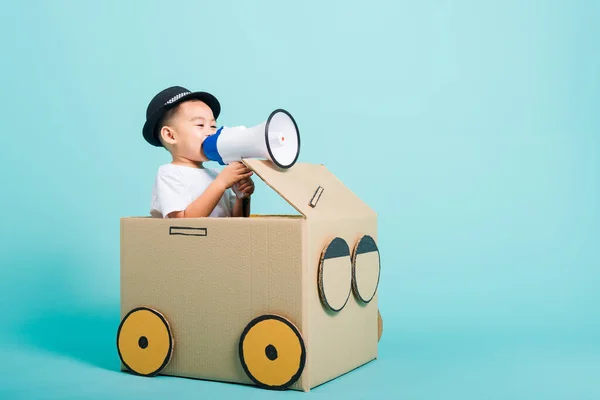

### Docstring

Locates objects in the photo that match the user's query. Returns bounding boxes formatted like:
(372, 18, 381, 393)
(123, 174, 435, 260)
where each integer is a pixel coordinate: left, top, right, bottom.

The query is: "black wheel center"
(138, 336, 149, 349)
(265, 344, 278, 361)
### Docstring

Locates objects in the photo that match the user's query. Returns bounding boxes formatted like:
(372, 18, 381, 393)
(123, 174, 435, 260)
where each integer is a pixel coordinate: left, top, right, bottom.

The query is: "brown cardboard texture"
(119, 160, 380, 392)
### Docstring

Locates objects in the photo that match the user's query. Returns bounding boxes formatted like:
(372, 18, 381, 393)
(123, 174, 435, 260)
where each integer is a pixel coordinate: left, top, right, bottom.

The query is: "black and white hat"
(142, 86, 221, 147)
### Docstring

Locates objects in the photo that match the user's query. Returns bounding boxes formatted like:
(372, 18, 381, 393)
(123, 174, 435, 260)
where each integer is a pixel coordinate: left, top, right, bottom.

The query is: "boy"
(142, 86, 255, 218)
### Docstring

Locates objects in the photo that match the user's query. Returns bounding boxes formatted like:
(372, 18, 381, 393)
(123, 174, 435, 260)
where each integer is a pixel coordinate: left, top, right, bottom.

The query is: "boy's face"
(161, 100, 217, 162)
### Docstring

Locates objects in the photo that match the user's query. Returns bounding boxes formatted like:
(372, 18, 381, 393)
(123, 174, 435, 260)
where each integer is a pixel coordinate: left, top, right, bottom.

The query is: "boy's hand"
(216, 162, 253, 189)
(235, 177, 255, 198)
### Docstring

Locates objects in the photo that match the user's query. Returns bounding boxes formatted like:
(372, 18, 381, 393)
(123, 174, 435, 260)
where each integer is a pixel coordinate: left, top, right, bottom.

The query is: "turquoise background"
(1, 0, 599, 398)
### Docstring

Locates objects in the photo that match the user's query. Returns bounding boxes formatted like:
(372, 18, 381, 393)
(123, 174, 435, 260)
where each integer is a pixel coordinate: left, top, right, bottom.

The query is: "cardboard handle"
(169, 227, 207, 236)
(242, 197, 250, 217)
(309, 186, 324, 208)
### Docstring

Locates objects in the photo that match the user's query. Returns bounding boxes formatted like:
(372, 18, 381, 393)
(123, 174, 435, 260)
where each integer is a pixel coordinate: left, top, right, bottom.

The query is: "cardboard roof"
(243, 159, 375, 220)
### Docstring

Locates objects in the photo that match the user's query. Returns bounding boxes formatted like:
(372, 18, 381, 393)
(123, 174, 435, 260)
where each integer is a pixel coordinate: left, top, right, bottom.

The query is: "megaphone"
(202, 109, 300, 169)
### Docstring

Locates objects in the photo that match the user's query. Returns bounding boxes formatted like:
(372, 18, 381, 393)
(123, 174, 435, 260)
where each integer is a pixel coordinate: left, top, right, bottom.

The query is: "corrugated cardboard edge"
(301, 219, 310, 391)
(378, 309, 383, 342)
(119, 217, 125, 371)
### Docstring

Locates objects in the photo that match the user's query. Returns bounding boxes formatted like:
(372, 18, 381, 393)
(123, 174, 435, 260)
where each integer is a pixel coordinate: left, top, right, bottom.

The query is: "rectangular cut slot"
(309, 186, 324, 208)
(169, 227, 208, 236)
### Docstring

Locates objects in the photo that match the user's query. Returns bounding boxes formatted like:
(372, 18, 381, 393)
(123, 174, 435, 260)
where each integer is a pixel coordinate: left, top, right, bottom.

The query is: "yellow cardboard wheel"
(239, 314, 306, 390)
(117, 307, 173, 376)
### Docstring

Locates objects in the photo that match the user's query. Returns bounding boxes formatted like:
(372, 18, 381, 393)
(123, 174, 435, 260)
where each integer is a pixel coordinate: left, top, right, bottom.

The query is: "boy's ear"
(160, 126, 177, 145)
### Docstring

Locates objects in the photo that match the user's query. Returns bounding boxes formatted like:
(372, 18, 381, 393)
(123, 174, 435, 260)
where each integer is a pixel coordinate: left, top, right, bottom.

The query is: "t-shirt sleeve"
(153, 168, 190, 218)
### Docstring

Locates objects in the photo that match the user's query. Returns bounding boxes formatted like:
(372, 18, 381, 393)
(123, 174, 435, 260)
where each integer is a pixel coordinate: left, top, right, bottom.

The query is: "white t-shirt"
(150, 164, 238, 218)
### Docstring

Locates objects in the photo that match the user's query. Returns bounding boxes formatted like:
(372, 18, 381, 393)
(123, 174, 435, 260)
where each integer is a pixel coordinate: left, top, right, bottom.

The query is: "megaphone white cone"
(264, 109, 300, 168)
(203, 109, 300, 169)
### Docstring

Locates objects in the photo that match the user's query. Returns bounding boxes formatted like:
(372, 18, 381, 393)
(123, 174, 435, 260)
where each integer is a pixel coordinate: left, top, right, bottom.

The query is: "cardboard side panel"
(120, 217, 307, 391)
(306, 216, 379, 389)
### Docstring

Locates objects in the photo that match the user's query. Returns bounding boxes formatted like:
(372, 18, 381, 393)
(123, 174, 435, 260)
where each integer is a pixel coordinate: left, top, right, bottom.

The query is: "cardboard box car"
(118, 159, 382, 391)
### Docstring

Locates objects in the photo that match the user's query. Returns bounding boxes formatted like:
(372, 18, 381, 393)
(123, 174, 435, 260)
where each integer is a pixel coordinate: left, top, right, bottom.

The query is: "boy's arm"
(167, 180, 227, 218)
(167, 162, 252, 218)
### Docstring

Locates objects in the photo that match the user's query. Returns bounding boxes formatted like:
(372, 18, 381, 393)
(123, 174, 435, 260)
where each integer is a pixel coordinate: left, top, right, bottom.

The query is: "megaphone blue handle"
(202, 127, 226, 165)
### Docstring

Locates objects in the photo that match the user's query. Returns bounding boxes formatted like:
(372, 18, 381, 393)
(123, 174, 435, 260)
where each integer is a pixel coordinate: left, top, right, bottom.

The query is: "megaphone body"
(202, 109, 300, 169)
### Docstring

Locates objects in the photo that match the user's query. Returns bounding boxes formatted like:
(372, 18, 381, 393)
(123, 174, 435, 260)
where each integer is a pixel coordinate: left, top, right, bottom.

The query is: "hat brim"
(143, 91, 221, 147)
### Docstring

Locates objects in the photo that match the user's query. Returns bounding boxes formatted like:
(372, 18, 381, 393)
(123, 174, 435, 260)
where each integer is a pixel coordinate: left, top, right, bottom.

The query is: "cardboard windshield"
(242, 159, 375, 220)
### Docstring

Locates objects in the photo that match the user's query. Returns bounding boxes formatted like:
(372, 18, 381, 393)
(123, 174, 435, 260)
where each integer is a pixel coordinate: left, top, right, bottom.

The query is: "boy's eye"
(211, 125, 217, 129)
(197, 124, 204, 128)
